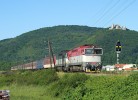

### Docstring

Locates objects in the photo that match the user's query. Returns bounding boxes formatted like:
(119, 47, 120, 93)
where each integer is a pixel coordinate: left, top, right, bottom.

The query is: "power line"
(94, 0, 113, 16)
(92, 0, 121, 26)
(102, 0, 136, 27)
(98, 0, 128, 26)
(86, 0, 113, 25)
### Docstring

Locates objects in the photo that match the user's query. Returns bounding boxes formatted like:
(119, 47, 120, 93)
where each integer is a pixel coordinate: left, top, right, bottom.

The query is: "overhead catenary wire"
(97, 0, 128, 26)
(86, 0, 135, 29)
(92, 0, 121, 26)
(86, 0, 113, 25)
(102, 0, 136, 27)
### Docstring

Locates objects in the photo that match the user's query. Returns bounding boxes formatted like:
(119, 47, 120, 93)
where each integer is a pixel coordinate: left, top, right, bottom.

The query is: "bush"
(0, 69, 59, 86)
(62, 72, 138, 100)
(49, 73, 89, 97)
(1, 71, 138, 99)
(32, 69, 59, 85)
(0, 71, 16, 87)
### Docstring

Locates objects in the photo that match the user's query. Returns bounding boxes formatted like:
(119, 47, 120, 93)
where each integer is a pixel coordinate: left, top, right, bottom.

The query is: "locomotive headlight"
(96, 62, 101, 67)
(86, 62, 91, 65)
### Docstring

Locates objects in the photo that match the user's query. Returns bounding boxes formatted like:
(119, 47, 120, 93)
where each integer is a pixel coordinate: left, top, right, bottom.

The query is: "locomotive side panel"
(68, 55, 83, 65)
(82, 55, 101, 63)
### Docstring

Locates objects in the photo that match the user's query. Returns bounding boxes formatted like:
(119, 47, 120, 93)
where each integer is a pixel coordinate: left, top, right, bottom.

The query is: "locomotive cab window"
(94, 48, 102, 55)
(85, 48, 102, 55)
(85, 49, 94, 54)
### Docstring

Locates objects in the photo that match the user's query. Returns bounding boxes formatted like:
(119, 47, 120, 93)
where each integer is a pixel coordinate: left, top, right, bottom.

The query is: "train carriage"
(43, 56, 56, 68)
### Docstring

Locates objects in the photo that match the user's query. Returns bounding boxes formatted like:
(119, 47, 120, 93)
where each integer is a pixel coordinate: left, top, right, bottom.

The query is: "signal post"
(116, 40, 122, 64)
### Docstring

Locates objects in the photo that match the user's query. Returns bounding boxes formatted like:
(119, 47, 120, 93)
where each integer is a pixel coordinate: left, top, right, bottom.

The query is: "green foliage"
(62, 73, 138, 100)
(48, 73, 89, 97)
(1, 85, 59, 100)
(0, 69, 58, 87)
(0, 25, 138, 70)
(0, 72, 15, 86)
(0, 70, 138, 99)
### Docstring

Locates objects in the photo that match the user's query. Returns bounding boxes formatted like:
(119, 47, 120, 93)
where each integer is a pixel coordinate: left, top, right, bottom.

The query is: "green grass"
(1, 84, 60, 100)
(0, 70, 138, 100)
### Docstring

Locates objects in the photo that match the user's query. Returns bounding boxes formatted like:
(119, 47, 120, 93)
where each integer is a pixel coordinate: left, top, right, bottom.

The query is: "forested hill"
(0, 25, 138, 70)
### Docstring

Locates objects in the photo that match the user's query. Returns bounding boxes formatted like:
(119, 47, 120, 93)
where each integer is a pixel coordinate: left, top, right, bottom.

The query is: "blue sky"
(0, 0, 138, 40)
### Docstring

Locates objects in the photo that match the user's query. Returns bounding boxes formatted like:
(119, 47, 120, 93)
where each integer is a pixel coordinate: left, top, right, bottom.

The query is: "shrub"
(49, 73, 89, 97)
(0, 69, 59, 86)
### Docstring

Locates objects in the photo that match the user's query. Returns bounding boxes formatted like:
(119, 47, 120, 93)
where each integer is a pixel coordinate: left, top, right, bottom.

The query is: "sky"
(0, 0, 138, 40)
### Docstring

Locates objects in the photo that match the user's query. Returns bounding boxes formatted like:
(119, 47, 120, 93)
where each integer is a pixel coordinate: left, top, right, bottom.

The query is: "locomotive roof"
(57, 44, 100, 55)
(66, 44, 100, 53)
(73, 44, 99, 49)
(80, 44, 98, 47)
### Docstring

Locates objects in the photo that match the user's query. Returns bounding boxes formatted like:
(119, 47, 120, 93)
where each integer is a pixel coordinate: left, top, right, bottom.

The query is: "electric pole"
(48, 39, 52, 68)
(49, 42, 55, 68)
(45, 38, 55, 69)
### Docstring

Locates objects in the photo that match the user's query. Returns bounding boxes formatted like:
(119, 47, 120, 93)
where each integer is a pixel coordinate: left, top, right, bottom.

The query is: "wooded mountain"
(0, 25, 138, 70)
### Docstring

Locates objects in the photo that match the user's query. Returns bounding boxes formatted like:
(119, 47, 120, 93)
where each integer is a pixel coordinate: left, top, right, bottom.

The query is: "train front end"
(83, 48, 103, 72)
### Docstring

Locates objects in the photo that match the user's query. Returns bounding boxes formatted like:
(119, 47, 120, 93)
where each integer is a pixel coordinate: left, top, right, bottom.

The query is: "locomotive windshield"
(94, 48, 102, 54)
(85, 49, 93, 54)
(85, 48, 102, 55)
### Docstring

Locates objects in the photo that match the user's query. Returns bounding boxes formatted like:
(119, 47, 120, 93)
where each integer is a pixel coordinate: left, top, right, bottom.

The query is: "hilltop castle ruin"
(109, 24, 127, 30)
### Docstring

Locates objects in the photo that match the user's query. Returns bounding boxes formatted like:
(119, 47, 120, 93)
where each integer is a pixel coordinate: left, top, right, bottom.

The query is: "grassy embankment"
(0, 70, 138, 100)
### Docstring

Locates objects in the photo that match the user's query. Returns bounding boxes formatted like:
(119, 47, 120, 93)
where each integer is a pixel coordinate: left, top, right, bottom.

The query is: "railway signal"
(116, 40, 122, 52)
(116, 40, 122, 64)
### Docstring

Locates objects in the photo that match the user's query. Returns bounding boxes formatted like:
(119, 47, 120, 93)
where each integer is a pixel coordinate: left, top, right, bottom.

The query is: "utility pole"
(49, 43, 55, 68)
(48, 39, 52, 68)
(46, 39, 55, 69)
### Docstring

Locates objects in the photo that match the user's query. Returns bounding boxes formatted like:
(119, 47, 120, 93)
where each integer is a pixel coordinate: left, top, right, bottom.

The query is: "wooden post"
(48, 39, 52, 68)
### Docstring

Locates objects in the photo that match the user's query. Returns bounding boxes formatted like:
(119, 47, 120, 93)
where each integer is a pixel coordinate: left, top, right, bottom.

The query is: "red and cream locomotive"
(55, 44, 103, 72)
